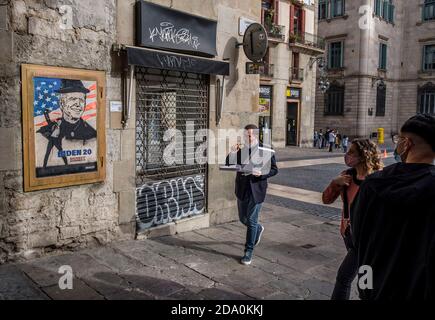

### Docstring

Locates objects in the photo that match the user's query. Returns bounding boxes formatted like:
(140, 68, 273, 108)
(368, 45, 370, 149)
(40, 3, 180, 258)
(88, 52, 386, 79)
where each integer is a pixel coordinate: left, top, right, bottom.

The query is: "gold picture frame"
(21, 64, 106, 192)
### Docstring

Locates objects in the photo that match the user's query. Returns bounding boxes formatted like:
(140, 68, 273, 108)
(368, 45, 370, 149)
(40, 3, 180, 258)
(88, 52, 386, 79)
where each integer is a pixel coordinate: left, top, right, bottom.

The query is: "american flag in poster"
(33, 77, 97, 128)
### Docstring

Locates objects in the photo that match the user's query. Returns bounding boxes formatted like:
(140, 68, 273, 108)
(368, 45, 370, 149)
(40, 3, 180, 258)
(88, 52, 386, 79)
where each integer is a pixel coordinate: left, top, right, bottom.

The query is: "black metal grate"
(135, 67, 209, 230)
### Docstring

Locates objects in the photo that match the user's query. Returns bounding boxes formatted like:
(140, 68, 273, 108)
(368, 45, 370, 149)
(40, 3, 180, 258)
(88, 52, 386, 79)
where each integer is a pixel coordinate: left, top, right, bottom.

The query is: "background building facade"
(259, 0, 323, 148)
(314, 0, 435, 139)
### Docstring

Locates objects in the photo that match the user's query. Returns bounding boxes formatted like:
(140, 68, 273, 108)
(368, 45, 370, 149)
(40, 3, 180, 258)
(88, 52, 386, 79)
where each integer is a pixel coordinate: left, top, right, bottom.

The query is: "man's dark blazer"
(38, 117, 96, 141)
(60, 118, 97, 141)
(225, 143, 278, 204)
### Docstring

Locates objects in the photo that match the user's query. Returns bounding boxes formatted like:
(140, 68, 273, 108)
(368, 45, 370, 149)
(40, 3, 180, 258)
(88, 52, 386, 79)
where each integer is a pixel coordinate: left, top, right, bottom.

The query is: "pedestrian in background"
(322, 139, 383, 300)
(335, 132, 342, 150)
(318, 129, 324, 149)
(328, 130, 336, 152)
(342, 135, 349, 153)
(352, 114, 435, 300)
(313, 130, 319, 148)
(324, 128, 331, 149)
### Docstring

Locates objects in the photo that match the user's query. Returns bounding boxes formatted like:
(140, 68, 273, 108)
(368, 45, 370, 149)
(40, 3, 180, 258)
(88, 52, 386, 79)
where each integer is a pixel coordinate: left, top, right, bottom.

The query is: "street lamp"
(309, 56, 330, 93)
(318, 79, 330, 94)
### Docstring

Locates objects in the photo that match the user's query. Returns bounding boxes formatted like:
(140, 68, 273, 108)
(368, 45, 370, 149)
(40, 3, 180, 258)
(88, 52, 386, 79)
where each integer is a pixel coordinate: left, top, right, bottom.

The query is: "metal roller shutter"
(135, 67, 209, 231)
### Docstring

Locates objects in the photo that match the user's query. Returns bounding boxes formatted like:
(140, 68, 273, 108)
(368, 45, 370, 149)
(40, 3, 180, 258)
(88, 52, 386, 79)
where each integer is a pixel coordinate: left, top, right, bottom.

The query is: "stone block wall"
(0, 0, 263, 263)
(0, 0, 135, 264)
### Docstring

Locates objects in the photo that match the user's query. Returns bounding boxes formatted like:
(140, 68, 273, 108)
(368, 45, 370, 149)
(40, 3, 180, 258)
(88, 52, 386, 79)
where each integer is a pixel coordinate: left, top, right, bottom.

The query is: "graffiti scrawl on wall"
(136, 174, 205, 230)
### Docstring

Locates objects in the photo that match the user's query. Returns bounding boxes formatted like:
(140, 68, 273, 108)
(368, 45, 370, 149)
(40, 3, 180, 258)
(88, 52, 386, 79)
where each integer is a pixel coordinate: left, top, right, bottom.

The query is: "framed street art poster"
(21, 64, 106, 192)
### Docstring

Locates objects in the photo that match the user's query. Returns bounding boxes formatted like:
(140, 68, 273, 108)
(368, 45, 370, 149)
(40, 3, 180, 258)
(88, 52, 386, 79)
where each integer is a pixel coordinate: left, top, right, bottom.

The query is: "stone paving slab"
(0, 265, 48, 300)
(0, 201, 354, 300)
(41, 278, 105, 300)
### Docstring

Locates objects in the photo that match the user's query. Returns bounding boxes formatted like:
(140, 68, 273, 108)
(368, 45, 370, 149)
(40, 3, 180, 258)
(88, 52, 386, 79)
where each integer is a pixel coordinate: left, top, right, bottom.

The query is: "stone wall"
(0, 0, 134, 264)
(0, 0, 262, 263)
(398, 0, 435, 127)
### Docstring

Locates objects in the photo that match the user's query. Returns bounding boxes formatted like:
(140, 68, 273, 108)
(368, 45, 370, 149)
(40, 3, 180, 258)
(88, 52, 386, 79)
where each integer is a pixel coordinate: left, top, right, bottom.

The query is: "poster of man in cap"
(33, 77, 98, 178)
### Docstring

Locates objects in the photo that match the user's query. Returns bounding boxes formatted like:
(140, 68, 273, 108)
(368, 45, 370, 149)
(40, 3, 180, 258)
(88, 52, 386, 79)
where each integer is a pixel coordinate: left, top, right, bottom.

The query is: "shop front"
(0, 0, 259, 262)
(125, 2, 229, 232)
(286, 86, 301, 146)
(259, 85, 273, 144)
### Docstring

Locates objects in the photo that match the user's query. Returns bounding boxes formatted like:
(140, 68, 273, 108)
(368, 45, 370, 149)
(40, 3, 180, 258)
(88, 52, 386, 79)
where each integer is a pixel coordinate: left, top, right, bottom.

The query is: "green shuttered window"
(328, 41, 344, 69)
(379, 43, 387, 70)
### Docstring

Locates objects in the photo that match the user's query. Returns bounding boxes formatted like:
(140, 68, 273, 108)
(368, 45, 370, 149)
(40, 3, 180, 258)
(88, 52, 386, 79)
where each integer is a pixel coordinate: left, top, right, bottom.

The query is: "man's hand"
(252, 169, 262, 177)
(230, 143, 242, 153)
(333, 174, 352, 187)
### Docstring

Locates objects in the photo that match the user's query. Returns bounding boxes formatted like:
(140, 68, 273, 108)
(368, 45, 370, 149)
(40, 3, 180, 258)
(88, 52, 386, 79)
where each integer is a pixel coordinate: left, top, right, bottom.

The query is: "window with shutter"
(262, 0, 273, 26)
(274, 0, 279, 24)
(418, 83, 435, 115)
(376, 85, 386, 117)
(374, 0, 381, 15)
(424, 0, 435, 21)
(319, 0, 328, 20)
(423, 45, 435, 71)
(324, 83, 345, 115)
(328, 41, 344, 69)
(331, 0, 344, 17)
(289, 4, 295, 34)
(389, 2, 395, 23)
(382, 0, 389, 20)
(379, 43, 387, 70)
(375, 0, 394, 23)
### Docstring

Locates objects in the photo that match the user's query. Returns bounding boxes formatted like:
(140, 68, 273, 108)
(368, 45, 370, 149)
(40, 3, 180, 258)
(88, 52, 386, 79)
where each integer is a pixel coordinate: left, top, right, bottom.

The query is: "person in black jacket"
(225, 124, 278, 265)
(351, 114, 435, 300)
(37, 109, 68, 167)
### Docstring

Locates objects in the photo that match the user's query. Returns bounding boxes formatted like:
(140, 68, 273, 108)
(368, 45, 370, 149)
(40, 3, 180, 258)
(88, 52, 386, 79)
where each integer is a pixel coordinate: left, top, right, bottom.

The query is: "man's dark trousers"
(237, 187, 262, 254)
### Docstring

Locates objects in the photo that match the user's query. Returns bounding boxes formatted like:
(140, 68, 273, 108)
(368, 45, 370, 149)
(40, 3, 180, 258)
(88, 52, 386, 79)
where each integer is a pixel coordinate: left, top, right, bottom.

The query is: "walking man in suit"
(225, 124, 278, 265)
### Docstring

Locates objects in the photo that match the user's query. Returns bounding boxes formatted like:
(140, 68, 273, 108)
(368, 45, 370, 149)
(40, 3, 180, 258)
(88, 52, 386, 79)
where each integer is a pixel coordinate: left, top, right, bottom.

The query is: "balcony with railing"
(259, 63, 274, 79)
(289, 31, 325, 54)
(265, 23, 286, 42)
(262, 7, 286, 42)
(292, 0, 312, 6)
(290, 67, 304, 82)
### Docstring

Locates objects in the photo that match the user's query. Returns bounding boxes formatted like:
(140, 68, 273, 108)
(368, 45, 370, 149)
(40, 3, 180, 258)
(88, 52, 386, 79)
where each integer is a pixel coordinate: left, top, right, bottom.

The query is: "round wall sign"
(242, 23, 268, 63)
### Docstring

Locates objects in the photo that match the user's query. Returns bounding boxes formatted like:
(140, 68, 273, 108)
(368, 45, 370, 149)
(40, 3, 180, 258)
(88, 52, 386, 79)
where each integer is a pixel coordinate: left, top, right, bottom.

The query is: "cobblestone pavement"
(269, 148, 396, 220)
(276, 142, 395, 162)
(2, 147, 384, 300)
(0, 202, 359, 300)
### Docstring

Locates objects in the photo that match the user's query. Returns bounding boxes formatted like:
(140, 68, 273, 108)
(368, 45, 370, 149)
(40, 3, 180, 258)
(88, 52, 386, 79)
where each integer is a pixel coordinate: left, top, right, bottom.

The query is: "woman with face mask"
(322, 139, 383, 300)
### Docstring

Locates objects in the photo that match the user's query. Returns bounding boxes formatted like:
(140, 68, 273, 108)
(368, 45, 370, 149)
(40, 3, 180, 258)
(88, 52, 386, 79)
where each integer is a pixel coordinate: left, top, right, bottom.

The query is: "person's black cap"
(401, 114, 435, 152)
(56, 79, 90, 94)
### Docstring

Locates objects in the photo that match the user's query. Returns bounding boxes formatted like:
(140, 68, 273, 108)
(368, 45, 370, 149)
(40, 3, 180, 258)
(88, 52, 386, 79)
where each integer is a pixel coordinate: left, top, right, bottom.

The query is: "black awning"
(125, 46, 229, 76)
(136, 1, 218, 57)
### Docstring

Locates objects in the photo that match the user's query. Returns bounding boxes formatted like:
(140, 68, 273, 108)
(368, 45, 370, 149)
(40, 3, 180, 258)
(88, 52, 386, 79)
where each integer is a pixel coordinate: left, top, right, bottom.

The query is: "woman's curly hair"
(351, 138, 384, 173)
